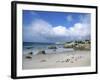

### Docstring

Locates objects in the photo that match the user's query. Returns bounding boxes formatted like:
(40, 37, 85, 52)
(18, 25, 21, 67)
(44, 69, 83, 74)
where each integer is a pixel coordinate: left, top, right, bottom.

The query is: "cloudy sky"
(23, 10, 91, 43)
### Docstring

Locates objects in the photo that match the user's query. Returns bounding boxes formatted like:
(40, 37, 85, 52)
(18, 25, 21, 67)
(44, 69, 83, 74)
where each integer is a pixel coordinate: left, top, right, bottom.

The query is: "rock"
(64, 43, 74, 48)
(74, 44, 90, 50)
(29, 52, 33, 55)
(71, 57, 74, 59)
(40, 60, 46, 62)
(38, 50, 46, 55)
(41, 51, 46, 54)
(25, 56, 32, 59)
(48, 46, 57, 49)
(70, 61, 74, 63)
(65, 59, 70, 62)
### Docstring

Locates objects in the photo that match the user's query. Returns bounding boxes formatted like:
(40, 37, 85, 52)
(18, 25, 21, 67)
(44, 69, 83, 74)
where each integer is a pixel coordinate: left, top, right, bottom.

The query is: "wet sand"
(22, 51, 90, 69)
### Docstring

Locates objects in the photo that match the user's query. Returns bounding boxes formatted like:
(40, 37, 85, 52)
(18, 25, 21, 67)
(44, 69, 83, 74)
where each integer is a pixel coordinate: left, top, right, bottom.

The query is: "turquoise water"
(23, 42, 63, 49)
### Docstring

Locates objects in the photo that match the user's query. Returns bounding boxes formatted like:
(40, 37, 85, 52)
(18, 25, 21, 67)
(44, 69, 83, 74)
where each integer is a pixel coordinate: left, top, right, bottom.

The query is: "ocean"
(23, 42, 74, 55)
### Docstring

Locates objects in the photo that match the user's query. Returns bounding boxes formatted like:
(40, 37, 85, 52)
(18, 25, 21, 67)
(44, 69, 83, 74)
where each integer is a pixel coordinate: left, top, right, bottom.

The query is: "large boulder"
(28, 52, 33, 55)
(74, 44, 90, 50)
(38, 50, 46, 55)
(25, 56, 32, 59)
(63, 43, 74, 48)
(48, 46, 57, 49)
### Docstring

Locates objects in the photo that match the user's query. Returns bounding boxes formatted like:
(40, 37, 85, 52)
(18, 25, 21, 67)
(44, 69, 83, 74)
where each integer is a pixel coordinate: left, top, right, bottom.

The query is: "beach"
(22, 50, 90, 69)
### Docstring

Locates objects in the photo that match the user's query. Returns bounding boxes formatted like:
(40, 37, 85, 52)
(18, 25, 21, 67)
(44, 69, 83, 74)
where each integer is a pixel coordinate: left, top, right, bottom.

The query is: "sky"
(23, 10, 91, 43)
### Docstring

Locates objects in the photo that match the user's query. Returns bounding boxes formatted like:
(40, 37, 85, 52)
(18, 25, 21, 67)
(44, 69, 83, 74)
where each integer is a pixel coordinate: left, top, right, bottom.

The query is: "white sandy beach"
(22, 50, 90, 69)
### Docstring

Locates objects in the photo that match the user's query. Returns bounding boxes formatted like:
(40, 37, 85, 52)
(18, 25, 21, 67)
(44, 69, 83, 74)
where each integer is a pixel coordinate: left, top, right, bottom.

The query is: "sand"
(22, 50, 90, 69)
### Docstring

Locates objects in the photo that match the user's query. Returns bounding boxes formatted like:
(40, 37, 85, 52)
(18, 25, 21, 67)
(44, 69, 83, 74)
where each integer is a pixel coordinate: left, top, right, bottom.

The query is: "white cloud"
(52, 26, 68, 36)
(23, 16, 90, 42)
(31, 19, 52, 34)
(69, 23, 90, 36)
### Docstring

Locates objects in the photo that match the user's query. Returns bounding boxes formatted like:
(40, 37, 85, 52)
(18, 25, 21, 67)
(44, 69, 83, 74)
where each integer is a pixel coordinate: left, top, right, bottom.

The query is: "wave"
(23, 48, 74, 55)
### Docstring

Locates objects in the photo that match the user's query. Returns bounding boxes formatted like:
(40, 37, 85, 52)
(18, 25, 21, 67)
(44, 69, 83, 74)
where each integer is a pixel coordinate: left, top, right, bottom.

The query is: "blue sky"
(23, 10, 91, 42)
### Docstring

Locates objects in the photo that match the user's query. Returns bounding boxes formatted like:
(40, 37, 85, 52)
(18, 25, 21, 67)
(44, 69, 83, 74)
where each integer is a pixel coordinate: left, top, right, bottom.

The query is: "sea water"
(23, 42, 74, 55)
